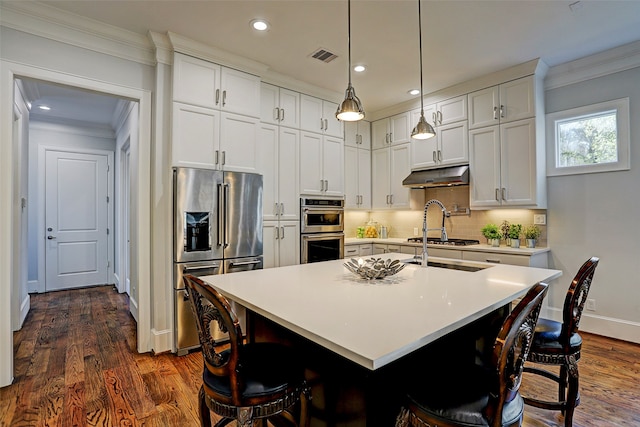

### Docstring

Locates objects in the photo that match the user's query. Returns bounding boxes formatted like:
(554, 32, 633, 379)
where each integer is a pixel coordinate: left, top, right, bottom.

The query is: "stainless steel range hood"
(402, 165, 469, 188)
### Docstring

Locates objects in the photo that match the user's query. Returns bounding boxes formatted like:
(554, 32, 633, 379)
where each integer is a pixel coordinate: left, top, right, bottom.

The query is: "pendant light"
(411, 0, 436, 140)
(336, 0, 365, 121)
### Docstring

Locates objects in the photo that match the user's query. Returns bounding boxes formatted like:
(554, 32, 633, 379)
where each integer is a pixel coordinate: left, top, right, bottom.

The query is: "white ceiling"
(14, 0, 640, 125)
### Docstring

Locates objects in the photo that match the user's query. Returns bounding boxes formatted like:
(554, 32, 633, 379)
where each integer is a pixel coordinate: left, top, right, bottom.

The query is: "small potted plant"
(481, 224, 502, 247)
(500, 220, 511, 245)
(524, 225, 541, 248)
(508, 224, 523, 248)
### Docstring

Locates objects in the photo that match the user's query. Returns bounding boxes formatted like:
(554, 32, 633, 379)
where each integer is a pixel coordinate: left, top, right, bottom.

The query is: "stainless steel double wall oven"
(173, 167, 263, 355)
(300, 197, 344, 263)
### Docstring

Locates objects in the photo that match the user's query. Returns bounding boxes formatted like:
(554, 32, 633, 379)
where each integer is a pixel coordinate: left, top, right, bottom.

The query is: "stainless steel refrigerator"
(173, 167, 263, 355)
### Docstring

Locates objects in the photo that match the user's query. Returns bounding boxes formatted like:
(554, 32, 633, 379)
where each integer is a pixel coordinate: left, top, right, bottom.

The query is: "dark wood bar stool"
(184, 275, 311, 427)
(523, 257, 599, 427)
(395, 282, 549, 427)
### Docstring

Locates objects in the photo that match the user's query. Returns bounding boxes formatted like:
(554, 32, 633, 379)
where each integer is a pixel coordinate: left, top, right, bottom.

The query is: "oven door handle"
(302, 208, 344, 215)
(228, 260, 262, 267)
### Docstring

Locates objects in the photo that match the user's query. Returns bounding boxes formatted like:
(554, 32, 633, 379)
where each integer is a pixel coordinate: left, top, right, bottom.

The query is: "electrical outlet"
(533, 214, 546, 225)
(586, 299, 596, 311)
(413, 227, 419, 236)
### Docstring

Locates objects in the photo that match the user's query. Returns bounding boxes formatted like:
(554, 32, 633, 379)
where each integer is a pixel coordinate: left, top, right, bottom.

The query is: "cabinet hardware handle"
(495, 188, 500, 202)
(346, 249, 358, 254)
(221, 151, 226, 165)
(502, 187, 506, 201)
(222, 90, 227, 107)
(324, 119, 328, 131)
(274, 226, 279, 240)
(280, 226, 285, 239)
(274, 107, 279, 121)
(216, 89, 220, 105)
(500, 105, 505, 119)
(280, 108, 285, 121)
(433, 151, 437, 162)
(389, 194, 393, 204)
(386, 195, 389, 204)
(320, 179, 324, 191)
(389, 132, 393, 143)
(280, 203, 284, 215)
(274, 203, 279, 216)
(320, 118, 324, 130)
(324, 180, 328, 191)
(437, 111, 443, 124)
(438, 150, 442, 161)
(493, 106, 498, 120)
(432, 112, 437, 124)
(215, 150, 219, 165)
(486, 259, 501, 264)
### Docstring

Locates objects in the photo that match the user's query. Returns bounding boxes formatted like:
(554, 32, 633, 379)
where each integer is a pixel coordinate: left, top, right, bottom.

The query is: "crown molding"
(261, 70, 343, 105)
(167, 32, 269, 77)
(545, 40, 640, 90)
(148, 31, 173, 66)
(0, 2, 155, 66)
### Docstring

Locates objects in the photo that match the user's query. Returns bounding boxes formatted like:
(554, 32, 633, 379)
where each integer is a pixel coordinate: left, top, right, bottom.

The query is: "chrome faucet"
(421, 199, 448, 267)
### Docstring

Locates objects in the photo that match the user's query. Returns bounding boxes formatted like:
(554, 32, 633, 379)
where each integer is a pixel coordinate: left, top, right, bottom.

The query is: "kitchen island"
(199, 254, 561, 426)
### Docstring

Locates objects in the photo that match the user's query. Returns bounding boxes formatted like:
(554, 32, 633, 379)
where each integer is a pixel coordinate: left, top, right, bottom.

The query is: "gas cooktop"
(407, 237, 480, 246)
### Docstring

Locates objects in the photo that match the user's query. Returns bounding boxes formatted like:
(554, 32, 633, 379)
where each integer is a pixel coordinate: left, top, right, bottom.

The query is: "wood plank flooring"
(1, 285, 639, 426)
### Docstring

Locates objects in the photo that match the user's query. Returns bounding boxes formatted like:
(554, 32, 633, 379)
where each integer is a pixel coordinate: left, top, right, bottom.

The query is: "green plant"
(500, 220, 510, 240)
(481, 224, 502, 240)
(524, 225, 541, 240)
(508, 224, 522, 239)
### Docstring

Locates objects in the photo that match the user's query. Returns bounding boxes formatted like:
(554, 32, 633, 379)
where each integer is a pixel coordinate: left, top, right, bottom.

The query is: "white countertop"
(200, 253, 561, 370)
(345, 237, 550, 255)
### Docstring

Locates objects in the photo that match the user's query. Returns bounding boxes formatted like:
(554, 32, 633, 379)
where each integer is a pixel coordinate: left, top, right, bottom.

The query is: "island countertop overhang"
(199, 254, 562, 370)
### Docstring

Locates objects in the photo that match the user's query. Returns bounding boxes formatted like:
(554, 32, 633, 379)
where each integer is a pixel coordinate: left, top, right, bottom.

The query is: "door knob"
(47, 235, 56, 240)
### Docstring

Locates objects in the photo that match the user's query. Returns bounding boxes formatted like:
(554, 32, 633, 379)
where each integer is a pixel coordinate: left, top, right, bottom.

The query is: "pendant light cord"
(418, 0, 424, 116)
(347, 0, 352, 86)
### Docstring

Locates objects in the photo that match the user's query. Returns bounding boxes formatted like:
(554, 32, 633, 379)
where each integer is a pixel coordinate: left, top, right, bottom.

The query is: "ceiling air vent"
(310, 48, 338, 63)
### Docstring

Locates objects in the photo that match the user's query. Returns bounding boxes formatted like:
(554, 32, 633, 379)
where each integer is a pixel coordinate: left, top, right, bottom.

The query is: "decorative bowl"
(343, 258, 406, 280)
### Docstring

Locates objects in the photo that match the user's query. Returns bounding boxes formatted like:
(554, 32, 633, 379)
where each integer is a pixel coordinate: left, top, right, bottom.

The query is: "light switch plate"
(413, 227, 419, 236)
(533, 214, 546, 225)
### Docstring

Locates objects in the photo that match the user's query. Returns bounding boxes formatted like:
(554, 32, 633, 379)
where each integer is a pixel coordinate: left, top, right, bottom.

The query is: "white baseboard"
(546, 307, 640, 344)
(17, 294, 30, 330)
(151, 328, 172, 354)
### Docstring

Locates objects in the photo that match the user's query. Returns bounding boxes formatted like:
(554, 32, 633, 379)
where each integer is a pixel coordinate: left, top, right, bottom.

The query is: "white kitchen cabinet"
(371, 244, 402, 255)
(411, 112, 468, 170)
(263, 221, 299, 268)
(260, 83, 300, 128)
(468, 76, 535, 129)
(344, 146, 371, 209)
(300, 94, 343, 138)
(345, 243, 373, 257)
(344, 120, 371, 149)
(371, 143, 411, 209)
(428, 95, 468, 127)
(462, 250, 548, 268)
(300, 132, 344, 196)
(371, 112, 411, 150)
(258, 124, 299, 222)
(469, 118, 544, 208)
(173, 53, 261, 118)
(172, 103, 259, 172)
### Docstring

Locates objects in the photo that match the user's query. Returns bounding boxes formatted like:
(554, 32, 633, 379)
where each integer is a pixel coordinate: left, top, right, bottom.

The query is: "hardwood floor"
(1, 285, 639, 426)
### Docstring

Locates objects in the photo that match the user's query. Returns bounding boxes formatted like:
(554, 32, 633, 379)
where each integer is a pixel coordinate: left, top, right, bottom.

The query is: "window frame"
(546, 97, 630, 176)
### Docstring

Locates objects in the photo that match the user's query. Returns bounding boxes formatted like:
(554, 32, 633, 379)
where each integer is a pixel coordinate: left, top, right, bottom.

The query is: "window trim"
(546, 97, 630, 176)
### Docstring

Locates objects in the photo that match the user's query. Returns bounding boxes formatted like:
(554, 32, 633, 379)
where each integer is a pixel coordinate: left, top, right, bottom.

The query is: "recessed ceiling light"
(408, 89, 420, 96)
(251, 19, 269, 31)
(353, 65, 366, 73)
(38, 105, 51, 111)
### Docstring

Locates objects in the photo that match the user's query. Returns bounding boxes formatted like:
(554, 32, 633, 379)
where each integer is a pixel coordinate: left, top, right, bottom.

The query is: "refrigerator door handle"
(224, 183, 230, 247)
(217, 183, 224, 246)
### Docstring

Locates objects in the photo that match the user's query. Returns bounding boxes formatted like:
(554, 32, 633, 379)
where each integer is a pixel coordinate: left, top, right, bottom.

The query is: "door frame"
(0, 60, 153, 386)
(38, 147, 114, 293)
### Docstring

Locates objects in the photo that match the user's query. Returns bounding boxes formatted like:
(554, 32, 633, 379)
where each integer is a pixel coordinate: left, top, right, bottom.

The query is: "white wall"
(544, 66, 640, 342)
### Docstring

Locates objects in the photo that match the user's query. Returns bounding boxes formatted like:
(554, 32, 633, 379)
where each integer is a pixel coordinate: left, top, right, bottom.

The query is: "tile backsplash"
(345, 186, 547, 246)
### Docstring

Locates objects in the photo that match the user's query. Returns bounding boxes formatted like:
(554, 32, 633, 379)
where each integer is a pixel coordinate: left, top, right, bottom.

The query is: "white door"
(45, 151, 109, 291)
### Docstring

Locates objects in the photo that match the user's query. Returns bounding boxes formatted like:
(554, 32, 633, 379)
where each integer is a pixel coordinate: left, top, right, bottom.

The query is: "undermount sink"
(401, 257, 491, 272)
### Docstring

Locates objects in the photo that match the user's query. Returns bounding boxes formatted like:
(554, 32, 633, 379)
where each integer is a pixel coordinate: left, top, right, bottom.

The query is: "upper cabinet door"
(389, 112, 411, 145)
(220, 67, 261, 118)
(219, 112, 259, 173)
(279, 88, 300, 129)
(172, 102, 220, 169)
(468, 86, 500, 129)
(173, 53, 221, 109)
(499, 76, 535, 123)
(436, 95, 467, 126)
(300, 95, 324, 133)
(323, 100, 343, 138)
(260, 83, 280, 125)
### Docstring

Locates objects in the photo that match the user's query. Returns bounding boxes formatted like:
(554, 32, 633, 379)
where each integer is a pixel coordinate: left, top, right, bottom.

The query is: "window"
(546, 98, 629, 176)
